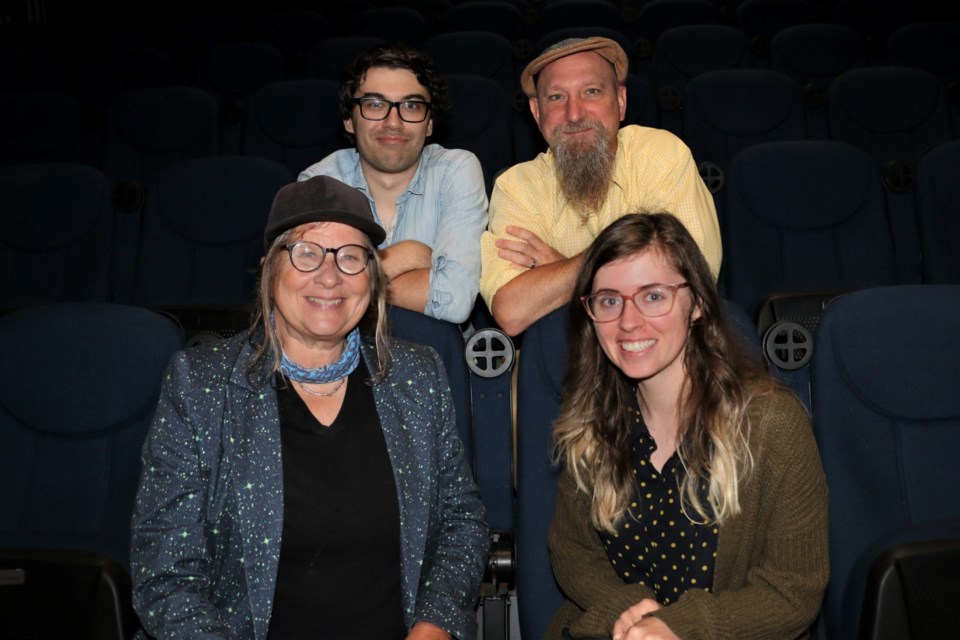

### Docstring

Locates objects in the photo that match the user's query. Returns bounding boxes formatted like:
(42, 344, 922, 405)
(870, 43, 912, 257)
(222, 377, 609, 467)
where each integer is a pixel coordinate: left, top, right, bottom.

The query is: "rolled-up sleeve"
(424, 152, 488, 324)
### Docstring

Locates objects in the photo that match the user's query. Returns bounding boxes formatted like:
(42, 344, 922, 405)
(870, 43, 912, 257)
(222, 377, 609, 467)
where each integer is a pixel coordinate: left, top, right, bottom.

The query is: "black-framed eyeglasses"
(352, 96, 432, 123)
(581, 283, 690, 322)
(283, 242, 372, 276)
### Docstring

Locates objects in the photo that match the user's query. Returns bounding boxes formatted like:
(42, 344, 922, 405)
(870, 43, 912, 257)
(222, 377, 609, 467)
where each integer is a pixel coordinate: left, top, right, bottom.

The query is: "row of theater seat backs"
(718, 138, 959, 409)
(5, 18, 959, 164)
(515, 284, 960, 640)
(6, 19, 957, 94)
(4, 4, 954, 85)
(3, 137, 957, 312)
(3, 61, 958, 203)
(0, 157, 291, 309)
(0, 73, 514, 195)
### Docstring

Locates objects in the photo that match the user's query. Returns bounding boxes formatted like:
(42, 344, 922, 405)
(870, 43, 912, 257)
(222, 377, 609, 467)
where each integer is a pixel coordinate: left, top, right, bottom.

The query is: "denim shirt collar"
(347, 145, 431, 201)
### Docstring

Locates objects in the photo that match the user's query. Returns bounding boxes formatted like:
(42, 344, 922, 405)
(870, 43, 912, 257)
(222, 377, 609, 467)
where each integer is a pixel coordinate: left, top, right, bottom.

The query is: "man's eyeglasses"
(581, 283, 690, 322)
(284, 242, 372, 276)
(352, 97, 432, 123)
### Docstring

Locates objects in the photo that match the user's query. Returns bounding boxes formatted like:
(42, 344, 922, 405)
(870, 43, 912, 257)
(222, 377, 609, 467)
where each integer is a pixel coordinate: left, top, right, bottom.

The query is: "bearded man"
(479, 37, 721, 336)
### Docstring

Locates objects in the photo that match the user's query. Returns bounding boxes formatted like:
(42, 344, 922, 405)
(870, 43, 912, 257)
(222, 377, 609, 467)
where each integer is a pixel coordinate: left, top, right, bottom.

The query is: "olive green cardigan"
(547, 387, 829, 640)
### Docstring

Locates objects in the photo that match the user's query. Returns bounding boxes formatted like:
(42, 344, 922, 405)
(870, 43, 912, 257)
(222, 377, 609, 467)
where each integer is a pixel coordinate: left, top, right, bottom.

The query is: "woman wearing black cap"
(130, 176, 488, 640)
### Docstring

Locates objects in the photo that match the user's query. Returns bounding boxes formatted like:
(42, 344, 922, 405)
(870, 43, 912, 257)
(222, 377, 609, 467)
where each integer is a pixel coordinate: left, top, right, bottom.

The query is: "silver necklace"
(297, 377, 346, 397)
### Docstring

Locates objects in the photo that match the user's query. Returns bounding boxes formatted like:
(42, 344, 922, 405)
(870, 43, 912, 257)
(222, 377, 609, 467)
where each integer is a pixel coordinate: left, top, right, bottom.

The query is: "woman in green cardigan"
(548, 213, 828, 640)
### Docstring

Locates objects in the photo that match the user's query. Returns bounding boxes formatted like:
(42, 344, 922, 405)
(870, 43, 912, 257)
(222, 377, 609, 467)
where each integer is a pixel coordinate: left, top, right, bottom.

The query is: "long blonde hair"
(247, 223, 391, 384)
(554, 213, 769, 532)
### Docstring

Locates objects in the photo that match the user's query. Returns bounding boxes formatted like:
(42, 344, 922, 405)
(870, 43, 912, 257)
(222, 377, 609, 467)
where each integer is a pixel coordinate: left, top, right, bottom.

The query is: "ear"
(426, 117, 433, 138)
(690, 301, 703, 323)
(617, 83, 627, 122)
(529, 96, 541, 128)
(344, 117, 355, 135)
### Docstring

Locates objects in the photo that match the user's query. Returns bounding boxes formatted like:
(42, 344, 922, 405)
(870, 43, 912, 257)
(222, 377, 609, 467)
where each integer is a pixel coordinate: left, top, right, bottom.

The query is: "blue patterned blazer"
(131, 332, 488, 640)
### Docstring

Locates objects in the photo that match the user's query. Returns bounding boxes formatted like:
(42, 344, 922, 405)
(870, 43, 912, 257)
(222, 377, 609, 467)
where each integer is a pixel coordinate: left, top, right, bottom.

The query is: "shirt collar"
(348, 145, 431, 198)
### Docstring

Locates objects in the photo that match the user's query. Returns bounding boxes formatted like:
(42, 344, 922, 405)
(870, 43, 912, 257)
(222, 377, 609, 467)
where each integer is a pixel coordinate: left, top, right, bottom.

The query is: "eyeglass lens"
(287, 242, 369, 275)
(356, 97, 430, 123)
(585, 285, 683, 322)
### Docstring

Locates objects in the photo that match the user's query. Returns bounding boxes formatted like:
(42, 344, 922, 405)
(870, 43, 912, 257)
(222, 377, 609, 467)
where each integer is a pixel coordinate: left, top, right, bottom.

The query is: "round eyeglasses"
(581, 283, 690, 322)
(284, 242, 372, 276)
(352, 96, 432, 123)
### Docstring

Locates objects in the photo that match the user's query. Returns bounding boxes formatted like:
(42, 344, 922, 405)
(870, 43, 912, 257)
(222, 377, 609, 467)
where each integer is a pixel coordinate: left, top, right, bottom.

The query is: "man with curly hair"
(301, 44, 488, 325)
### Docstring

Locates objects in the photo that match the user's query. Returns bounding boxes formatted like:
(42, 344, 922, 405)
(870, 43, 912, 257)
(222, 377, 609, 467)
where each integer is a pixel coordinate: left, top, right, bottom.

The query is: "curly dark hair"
(338, 43, 450, 128)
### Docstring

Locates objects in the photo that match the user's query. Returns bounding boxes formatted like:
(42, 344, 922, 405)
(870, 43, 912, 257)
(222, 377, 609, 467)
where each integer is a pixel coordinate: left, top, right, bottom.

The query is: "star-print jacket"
(130, 331, 489, 639)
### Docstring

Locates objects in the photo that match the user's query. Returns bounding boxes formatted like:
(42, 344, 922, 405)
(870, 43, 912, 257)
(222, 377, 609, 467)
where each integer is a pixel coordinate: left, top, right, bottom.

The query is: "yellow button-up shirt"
(480, 125, 721, 308)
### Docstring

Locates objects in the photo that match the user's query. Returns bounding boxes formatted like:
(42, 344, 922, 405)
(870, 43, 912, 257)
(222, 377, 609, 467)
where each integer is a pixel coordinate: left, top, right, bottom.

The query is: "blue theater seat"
(242, 80, 346, 177)
(130, 156, 291, 307)
(387, 306, 473, 462)
(79, 46, 174, 108)
(0, 303, 184, 566)
(811, 285, 960, 640)
(256, 9, 331, 69)
(829, 66, 954, 165)
(438, 74, 514, 195)
(306, 36, 386, 82)
(629, 0, 720, 53)
(829, 66, 955, 281)
(916, 140, 960, 283)
(887, 22, 960, 83)
(196, 41, 286, 156)
(682, 68, 806, 213)
(424, 31, 517, 104)
(737, 0, 814, 46)
(0, 163, 115, 308)
(445, 2, 525, 44)
(770, 23, 866, 139)
(654, 25, 755, 135)
(350, 7, 429, 47)
(722, 140, 901, 407)
(514, 305, 569, 640)
(101, 86, 220, 186)
(722, 140, 900, 319)
(535, 0, 624, 43)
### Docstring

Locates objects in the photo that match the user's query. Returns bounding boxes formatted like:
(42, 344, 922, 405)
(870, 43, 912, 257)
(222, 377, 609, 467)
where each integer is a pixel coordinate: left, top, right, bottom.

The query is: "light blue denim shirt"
(299, 144, 488, 324)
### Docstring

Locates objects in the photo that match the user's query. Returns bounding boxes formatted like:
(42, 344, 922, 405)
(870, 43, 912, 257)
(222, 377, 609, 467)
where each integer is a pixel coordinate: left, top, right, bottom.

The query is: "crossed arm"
(488, 225, 583, 336)
(380, 240, 433, 314)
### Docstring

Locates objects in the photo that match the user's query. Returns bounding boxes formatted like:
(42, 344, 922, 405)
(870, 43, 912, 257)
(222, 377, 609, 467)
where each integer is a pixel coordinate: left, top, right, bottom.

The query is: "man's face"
(529, 51, 626, 154)
(345, 66, 433, 177)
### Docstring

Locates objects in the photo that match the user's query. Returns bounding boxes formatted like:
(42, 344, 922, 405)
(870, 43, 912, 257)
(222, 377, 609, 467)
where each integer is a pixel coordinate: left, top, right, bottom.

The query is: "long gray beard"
(552, 122, 615, 220)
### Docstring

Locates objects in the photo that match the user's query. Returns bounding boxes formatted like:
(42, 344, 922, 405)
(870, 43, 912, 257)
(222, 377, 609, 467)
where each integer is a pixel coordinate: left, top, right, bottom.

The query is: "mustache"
(552, 121, 604, 136)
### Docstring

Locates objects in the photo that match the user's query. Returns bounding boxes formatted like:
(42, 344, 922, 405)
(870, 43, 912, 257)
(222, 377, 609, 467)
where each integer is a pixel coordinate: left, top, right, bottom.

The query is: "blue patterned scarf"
(280, 327, 361, 383)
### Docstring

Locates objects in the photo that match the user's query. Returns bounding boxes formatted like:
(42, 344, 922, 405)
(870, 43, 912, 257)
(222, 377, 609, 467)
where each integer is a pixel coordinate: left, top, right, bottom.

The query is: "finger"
(498, 250, 536, 271)
(498, 248, 530, 263)
(495, 238, 532, 254)
(612, 621, 627, 640)
(637, 598, 661, 616)
(613, 613, 637, 638)
(505, 225, 544, 245)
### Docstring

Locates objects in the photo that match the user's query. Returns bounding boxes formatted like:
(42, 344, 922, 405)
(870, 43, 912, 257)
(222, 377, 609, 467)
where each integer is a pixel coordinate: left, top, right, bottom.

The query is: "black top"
(600, 407, 719, 605)
(267, 362, 406, 640)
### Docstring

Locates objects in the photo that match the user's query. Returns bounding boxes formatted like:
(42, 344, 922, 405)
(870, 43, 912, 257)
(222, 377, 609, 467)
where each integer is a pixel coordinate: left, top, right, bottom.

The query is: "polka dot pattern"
(600, 408, 718, 604)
